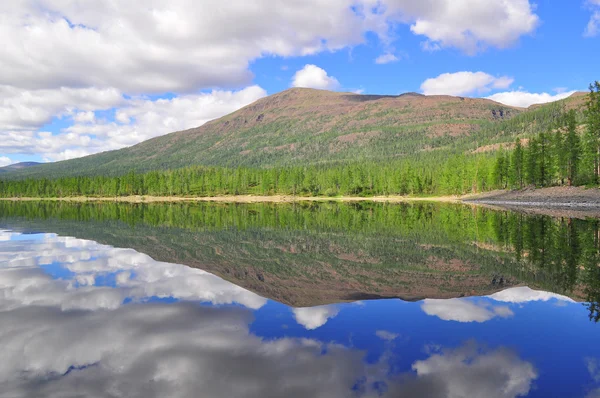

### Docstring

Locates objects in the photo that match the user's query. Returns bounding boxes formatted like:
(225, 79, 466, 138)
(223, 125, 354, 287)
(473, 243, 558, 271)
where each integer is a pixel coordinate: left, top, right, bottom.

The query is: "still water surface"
(0, 201, 599, 397)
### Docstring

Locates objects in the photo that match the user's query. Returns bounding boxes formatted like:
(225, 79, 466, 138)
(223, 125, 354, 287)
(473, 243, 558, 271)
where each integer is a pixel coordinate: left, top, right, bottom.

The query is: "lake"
(0, 200, 599, 397)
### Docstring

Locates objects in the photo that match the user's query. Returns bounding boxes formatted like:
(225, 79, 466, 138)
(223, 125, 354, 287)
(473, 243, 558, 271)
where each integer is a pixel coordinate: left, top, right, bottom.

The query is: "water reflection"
(0, 230, 266, 311)
(2, 200, 599, 307)
(0, 230, 599, 397)
(293, 305, 340, 330)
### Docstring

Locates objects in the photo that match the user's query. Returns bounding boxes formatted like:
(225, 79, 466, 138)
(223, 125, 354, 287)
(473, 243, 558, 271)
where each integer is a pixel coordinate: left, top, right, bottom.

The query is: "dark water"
(0, 201, 599, 397)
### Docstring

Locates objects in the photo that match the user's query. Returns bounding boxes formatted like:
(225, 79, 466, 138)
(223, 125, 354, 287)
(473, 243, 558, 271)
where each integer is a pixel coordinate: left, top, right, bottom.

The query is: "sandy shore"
(0, 195, 462, 204)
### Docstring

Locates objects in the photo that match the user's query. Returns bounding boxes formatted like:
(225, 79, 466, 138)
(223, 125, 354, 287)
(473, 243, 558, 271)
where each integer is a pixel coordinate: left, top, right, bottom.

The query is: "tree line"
(0, 156, 499, 198)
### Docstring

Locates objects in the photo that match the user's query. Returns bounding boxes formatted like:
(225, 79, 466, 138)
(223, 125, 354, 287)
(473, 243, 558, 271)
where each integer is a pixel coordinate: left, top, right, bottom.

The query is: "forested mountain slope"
(3, 88, 529, 179)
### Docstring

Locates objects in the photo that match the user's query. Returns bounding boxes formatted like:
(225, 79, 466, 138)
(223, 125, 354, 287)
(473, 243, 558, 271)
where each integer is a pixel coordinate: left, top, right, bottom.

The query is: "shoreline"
(0, 195, 462, 204)
(2, 186, 600, 211)
(463, 186, 600, 207)
(463, 199, 600, 208)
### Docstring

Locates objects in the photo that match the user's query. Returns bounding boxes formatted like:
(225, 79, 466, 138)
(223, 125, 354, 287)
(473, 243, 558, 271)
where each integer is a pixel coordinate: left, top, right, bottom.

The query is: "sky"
(0, 0, 599, 166)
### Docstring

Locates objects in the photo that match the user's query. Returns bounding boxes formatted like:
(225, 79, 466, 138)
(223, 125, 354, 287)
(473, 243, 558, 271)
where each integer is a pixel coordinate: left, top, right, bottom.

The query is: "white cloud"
(72, 111, 95, 124)
(0, 303, 368, 398)
(0, 156, 12, 167)
(487, 287, 575, 303)
(0, 1, 538, 94)
(0, 232, 267, 311)
(0, 303, 538, 398)
(380, 0, 539, 54)
(585, 13, 599, 37)
(292, 305, 339, 330)
(409, 342, 537, 398)
(375, 53, 399, 64)
(585, 1, 600, 37)
(0, 1, 371, 94)
(421, 71, 514, 96)
(421, 298, 514, 323)
(2, 85, 266, 161)
(0, 86, 123, 132)
(291, 65, 340, 90)
(486, 90, 578, 108)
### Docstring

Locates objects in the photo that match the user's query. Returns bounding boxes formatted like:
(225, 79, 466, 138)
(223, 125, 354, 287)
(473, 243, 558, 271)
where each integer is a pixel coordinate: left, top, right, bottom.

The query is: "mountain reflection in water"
(0, 201, 600, 397)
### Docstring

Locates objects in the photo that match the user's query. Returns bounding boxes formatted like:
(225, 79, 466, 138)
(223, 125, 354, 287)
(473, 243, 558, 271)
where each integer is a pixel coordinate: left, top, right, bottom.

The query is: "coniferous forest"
(1, 81, 599, 199)
(492, 81, 600, 189)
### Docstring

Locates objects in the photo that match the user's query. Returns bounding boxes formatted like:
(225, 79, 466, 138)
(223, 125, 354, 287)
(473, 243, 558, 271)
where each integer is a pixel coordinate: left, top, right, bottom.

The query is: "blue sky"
(0, 1, 599, 165)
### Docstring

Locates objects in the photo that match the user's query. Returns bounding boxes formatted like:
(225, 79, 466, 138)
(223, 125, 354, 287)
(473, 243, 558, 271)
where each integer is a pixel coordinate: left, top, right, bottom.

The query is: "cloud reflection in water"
(0, 231, 541, 398)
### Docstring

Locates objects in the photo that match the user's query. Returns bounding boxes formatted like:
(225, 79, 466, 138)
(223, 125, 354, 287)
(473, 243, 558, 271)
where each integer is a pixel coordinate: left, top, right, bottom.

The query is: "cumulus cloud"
(0, 232, 267, 311)
(291, 65, 341, 90)
(380, 0, 539, 54)
(487, 286, 575, 303)
(293, 305, 340, 330)
(0, 1, 371, 94)
(406, 342, 537, 398)
(0, 86, 123, 132)
(421, 71, 514, 96)
(421, 298, 514, 323)
(0, 1, 538, 94)
(375, 53, 400, 64)
(486, 90, 578, 108)
(0, 303, 369, 398)
(0, 303, 538, 398)
(3, 86, 266, 161)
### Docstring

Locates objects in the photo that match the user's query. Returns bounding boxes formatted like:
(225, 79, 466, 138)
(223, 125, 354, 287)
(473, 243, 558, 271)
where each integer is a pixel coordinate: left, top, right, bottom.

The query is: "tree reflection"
(0, 200, 600, 321)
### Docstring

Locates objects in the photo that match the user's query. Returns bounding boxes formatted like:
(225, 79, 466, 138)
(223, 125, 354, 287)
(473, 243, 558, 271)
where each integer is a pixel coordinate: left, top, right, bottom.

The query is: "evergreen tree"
(538, 131, 555, 186)
(564, 109, 581, 186)
(526, 136, 540, 186)
(509, 138, 524, 189)
(584, 81, 600, 183)
(493, 151, 508, 189)
(554, 129, 567, 185)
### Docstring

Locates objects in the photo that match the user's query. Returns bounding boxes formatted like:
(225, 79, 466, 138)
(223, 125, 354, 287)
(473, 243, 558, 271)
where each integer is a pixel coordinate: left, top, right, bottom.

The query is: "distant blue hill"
(0, 162, 42, 173)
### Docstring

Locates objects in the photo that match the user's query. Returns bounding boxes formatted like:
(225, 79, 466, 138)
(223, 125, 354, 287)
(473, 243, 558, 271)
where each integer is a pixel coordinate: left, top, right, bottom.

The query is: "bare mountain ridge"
(1, 88, 586, 180)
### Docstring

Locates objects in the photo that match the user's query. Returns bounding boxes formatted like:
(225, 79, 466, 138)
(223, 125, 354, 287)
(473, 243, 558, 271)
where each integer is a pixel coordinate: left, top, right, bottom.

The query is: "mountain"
(0, 162, 42, 174)
(0, 88, 587, 180)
